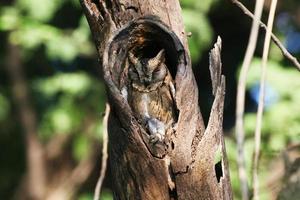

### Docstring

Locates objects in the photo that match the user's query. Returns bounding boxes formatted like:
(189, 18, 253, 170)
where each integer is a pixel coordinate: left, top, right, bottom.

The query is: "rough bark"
(81, 0, 232, 199)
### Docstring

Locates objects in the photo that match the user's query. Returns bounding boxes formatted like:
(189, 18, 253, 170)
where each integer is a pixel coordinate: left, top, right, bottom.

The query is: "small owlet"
(127, 49, 176, 144)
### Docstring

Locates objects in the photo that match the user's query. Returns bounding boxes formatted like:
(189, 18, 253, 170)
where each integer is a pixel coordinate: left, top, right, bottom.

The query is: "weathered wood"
(80, 1, 232, 199)
(80, 0, 188, 59)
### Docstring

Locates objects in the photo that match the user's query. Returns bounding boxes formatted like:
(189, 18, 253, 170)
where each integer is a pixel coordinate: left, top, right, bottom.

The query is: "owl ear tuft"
(128, 51, 138, 65)
(148, 49, 165, 70)
(154, 49, 165, 63)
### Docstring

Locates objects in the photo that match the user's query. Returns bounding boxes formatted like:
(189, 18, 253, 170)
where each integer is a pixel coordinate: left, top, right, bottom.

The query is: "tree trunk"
(80, 0, 233, 199)
(5, 43, 47, 200)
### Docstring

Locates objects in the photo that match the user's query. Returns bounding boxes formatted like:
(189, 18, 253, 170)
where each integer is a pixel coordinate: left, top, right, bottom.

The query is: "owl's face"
(128, 49, 167, 90)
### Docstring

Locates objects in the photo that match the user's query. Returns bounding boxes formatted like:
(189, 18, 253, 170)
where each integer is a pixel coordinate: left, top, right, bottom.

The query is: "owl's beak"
(143, 77, 152, 85)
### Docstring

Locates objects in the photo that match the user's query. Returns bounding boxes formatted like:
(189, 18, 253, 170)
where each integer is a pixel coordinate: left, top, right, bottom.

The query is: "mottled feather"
(127, 49, 176, 142)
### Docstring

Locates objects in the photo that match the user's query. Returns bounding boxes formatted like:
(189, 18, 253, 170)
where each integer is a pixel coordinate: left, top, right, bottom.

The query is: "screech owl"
(127, 49, 176, 144)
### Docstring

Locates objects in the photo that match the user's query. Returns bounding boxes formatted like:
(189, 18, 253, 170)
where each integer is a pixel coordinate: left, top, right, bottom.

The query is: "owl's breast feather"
(132, 81, 163, 92)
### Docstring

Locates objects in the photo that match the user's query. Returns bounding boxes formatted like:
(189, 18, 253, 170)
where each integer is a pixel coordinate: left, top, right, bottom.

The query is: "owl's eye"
(128, 67, 139, 80)
(153, 66, 161, 73)
(152, 65, 167, 82)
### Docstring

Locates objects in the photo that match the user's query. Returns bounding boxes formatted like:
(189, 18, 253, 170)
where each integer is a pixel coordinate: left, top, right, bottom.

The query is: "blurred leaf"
(266, 101, 300, 141)
(9, 19, 93, 62)
(16, 0, 63, 22)
(33, 72, 93, 98)
(0, 7, 20, 31)
(182, 9, 213, 62)
(78, 193, 93, 200)
(225, 138, 242, 199)
(100, 189, 113, 200)
(269, 133, 286, 151)
(73, 134, 90, 161)
(269, 42, 284, 63)
(70, 0, 81, 8)
(244, 139, 254, 174)
(180, 0, 218, 13)
(78, 190, 113, 200)
(94, 121, 104, 140)
(244, 113, 256, 137)
(244, 58, 300, 146)
(33, 72, 106, 140)
(49, 17, 93, 62)
(47, 38, 77, 61)
(10, 21, 59, 49)
(39, 95, 83, 139)
(246, 58, 300, 94)
(0, 93, 10, 121)
(1, 4, 93, 62)
(50, 107, 73, 133)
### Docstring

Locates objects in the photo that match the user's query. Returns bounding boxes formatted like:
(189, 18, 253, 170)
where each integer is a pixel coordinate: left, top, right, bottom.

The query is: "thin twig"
(46, 148, 97, 200)
(94, 103, 110, 200)
(235, 0, 265, 199)
(230, 0, 300, 71)
(253, 0, 278, 199)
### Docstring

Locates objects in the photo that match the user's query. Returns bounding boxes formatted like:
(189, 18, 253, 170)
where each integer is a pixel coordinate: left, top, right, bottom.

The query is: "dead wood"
(81, 1, 232, 199)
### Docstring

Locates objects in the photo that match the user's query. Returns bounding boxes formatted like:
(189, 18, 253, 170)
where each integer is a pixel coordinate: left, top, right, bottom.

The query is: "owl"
(127, 49, 176, 144)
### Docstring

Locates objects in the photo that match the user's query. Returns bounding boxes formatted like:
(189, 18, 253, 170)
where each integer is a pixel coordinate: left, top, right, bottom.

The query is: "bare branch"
(253, 0, 278, 199)
(45, 149, 97, 200)
(94, 103, 110, 200)
(46, 134, 72, 160)
(234, 0, 265, 199)
(230, 0, 300, 71)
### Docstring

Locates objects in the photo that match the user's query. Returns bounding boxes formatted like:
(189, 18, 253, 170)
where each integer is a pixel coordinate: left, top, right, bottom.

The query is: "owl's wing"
(169, 81, 176, 100)
(163, 70, 176, 100)
(147, 84, 175, 125)
(119, 59, 130, 89)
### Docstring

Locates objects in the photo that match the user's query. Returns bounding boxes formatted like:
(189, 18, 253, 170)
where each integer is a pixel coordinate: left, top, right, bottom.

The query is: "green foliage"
(181, 0, 218, 62)
(32, 72, 106, 140)
(33, 72, 93, 97)
(0, 7, 19, 30)
(0, 93, 10, 122)
(0, 0, 218, 63)
(44, 16, 93, 62)
(245, 59, 300, 151)
(100, 190, 114, 200)
(229, 57, 300, 199)
(0, 1, 93, 62)
(78, 190, 113, 200)
(78, 193, 93, 200)
(73, 134, 90, 161)
(225, 138, 242, 199)
(94, 120, 104, 140)
(181, 0, 218, 12)
(16, 0, 63, 22)
(40, 95, 82, 136)
(182, 10, 212, 62)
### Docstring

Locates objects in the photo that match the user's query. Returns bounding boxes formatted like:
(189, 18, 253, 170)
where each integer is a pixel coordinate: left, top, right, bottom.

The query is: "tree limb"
(81, 1, 232, 199)
(94, 103, 110, 200)
(253, 0, 278, 199)
(234, 0, 265, 199)
(230, 0, 300, 71)
(5, 43, 47, 200)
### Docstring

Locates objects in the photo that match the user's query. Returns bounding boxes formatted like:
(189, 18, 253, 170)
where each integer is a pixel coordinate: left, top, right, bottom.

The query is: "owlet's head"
(128, 49, 167, 87)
